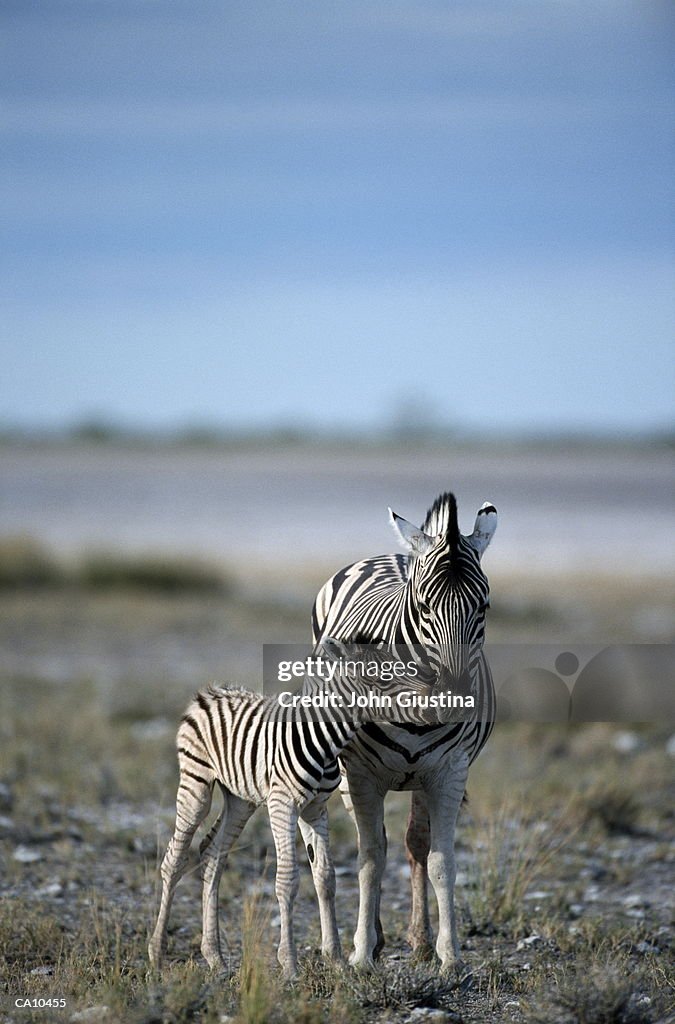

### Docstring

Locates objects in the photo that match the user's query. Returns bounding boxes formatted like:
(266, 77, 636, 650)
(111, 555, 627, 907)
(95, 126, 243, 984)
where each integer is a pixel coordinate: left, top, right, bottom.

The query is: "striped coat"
(311, 492, 497, 971)
(148, 642, 430, 978)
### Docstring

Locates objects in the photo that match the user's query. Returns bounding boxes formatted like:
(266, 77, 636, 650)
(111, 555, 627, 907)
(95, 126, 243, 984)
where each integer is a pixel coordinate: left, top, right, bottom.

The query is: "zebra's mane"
(202, 684, 264, 704)
(420, 491, 460, 552)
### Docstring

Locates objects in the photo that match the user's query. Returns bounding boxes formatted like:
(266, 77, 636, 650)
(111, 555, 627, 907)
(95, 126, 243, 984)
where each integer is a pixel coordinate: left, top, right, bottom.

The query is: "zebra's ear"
(388, 508, 435, 556)
(466, 502, 497, 558)
(318, 636, 348, 660)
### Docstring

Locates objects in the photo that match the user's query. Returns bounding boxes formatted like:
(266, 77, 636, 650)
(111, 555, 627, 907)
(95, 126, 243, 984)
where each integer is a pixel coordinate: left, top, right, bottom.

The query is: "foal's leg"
(200, 789, 254, 970)
(148, 769, 214, 967)
(405, 790, 434, 960)
(299, 801, 342, 962)
(268, 792, 300, 979)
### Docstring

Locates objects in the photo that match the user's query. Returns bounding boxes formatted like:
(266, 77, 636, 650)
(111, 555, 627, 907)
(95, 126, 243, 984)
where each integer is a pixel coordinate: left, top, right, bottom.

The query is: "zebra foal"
(312, 492, 497, 973)
(148, 642, 430, 979)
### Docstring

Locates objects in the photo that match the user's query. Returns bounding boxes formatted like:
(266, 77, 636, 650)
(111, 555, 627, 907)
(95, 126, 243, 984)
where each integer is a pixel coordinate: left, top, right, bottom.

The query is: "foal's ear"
(465, 502, 498, 558)
(388, 508, 435, 557)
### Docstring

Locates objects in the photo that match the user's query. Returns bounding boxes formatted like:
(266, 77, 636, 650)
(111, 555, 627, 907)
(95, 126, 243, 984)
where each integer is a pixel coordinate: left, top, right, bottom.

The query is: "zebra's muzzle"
(436, 666, 472, 697)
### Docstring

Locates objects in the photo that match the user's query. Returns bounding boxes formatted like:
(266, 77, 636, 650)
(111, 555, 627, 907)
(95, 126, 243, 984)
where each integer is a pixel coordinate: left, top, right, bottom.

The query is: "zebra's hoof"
(409, 940, 436, 965)
(439, 957, 471, 987)
(147, 941, 165, 969)
(321, 949, 344, 965)
(348, 951, 375, 972)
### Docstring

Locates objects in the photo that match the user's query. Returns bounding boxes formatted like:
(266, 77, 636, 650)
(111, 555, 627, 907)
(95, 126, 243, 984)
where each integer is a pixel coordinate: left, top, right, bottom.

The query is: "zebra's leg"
(200, 789, 254, 970)
(299, 801, 342, 963)
(148, 769, 214, 968)
(405, 790, 434, 961)
(373, 820, 387, 958)
(425, 762, 468, 974)
(268, 792, 300, 979)
(340, 772, 386, 960)
(345, 773, 386, 970)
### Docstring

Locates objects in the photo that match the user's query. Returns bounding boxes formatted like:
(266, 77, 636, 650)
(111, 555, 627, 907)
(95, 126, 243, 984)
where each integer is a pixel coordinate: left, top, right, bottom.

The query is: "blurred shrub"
(0, 535, 64, 589)
(580, 783, 642, 836)
(0, 536, 231, 594)
(79, 552, 230, 594)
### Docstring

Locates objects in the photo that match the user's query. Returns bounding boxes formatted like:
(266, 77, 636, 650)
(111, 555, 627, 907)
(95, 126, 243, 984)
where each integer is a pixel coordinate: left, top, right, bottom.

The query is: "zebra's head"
(389, 492, 497, 685)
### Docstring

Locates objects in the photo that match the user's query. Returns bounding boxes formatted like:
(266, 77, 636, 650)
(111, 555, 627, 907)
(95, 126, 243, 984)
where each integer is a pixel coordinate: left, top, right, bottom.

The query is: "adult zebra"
(311, 492, 497, 973)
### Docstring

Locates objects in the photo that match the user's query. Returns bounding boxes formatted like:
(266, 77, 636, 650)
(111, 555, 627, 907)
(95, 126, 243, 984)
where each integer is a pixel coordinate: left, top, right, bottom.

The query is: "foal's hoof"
(280, 962, 299, 983)
(204, 954, 231, 970)
(202, 946, 230, 975)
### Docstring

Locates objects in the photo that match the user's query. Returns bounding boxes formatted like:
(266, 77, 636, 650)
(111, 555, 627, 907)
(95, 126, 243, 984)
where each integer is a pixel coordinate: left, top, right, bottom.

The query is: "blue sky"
(2, 0, 673, 434)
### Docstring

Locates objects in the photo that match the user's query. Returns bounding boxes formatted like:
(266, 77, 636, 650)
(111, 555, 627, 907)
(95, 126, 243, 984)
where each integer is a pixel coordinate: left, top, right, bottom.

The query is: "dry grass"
(0, 585, 672, 1023)
(521, 957, 669, 1024)
(236, 888, 279, 1024)
(463, 799, 580, 938)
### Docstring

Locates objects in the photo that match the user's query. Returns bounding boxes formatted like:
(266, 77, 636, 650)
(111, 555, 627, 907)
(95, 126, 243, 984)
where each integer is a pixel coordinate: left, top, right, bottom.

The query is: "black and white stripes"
(148, 644, 429, 978)
(148, 490, 497, 980)
(311, 492, 498, 971)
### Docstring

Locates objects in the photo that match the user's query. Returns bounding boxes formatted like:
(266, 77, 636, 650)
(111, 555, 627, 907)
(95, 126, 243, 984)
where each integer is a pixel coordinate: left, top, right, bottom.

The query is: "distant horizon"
(1, 413, 672, 447)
